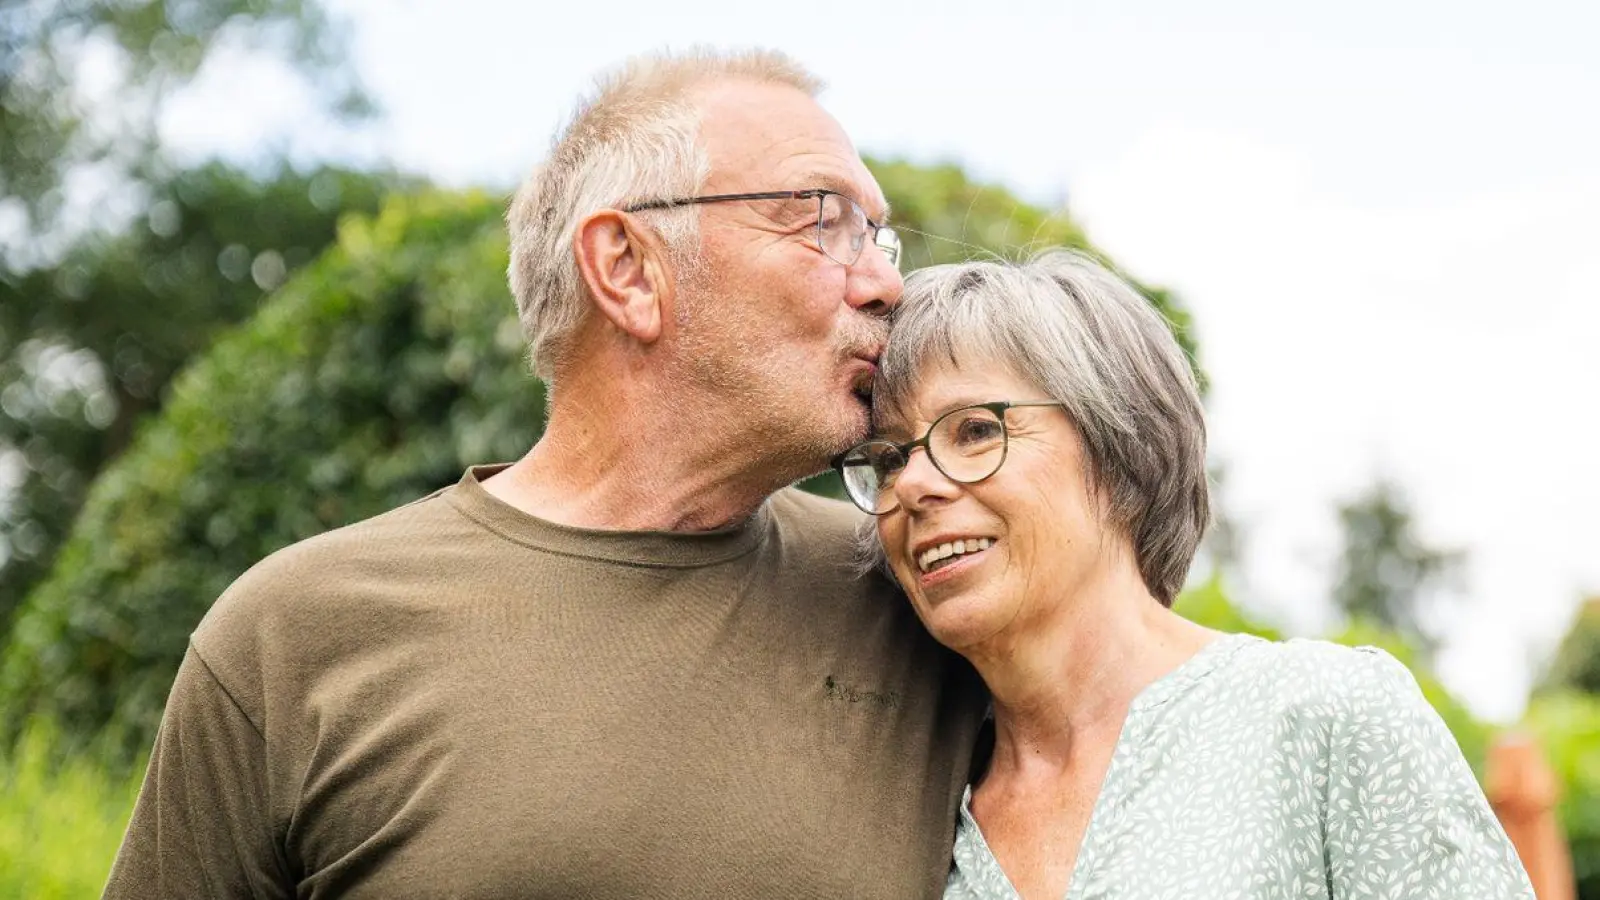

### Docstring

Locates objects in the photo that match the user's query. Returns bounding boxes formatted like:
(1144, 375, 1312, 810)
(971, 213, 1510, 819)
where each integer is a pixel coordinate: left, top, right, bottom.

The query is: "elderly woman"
(834, 252, 1533, 899)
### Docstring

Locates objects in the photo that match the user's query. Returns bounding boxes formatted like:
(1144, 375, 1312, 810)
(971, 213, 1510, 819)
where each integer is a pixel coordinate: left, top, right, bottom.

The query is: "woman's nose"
(892, 447, 962, 512)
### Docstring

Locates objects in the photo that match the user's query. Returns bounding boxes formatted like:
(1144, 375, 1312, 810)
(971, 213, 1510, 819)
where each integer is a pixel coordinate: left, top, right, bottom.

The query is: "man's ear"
(573, 210, 669, 344)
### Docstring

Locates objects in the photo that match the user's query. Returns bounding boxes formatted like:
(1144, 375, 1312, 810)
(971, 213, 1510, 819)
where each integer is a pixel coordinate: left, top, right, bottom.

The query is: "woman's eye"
(954, 418, 1003, 445)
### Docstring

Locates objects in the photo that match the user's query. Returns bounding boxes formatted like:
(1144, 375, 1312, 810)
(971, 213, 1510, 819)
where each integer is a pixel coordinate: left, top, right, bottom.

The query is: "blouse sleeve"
(1324, 648, 1535, 900)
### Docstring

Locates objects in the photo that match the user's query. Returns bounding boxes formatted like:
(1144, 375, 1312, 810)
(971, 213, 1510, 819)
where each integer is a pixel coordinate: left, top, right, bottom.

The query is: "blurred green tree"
(1, 0, 375, 629)
(1330, 479, 1465, 658)
(869, 158, 1198, 370)
(1529, 594, 1600, 898)
(0, 0, 364, 246)
(1541, 596, 1600, 696)
(1523, 690, 1600, 899)
(2, 191, 519, 759)
(1172, 575, 1284, 642)
(0, 163, 398, 630)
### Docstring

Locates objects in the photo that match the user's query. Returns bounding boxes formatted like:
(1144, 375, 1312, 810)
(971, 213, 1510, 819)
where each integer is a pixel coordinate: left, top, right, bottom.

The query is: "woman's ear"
(573, 210, 670, 344)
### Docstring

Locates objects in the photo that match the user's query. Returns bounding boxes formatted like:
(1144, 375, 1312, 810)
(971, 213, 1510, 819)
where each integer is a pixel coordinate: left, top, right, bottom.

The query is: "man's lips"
(847, 356, 878, 397)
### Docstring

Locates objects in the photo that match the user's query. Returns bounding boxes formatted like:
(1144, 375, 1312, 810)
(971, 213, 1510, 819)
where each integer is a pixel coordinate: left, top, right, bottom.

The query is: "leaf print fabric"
(946, 634, 1535, 900)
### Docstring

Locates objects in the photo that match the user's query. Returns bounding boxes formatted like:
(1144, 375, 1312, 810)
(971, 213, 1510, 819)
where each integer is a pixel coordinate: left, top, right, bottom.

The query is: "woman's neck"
(970, 563, 1219, 775)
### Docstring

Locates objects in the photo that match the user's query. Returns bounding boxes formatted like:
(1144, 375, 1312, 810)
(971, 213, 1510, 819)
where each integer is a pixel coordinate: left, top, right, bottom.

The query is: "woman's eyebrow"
(873, 395, 983, 439)
(933, 395, 992, 415)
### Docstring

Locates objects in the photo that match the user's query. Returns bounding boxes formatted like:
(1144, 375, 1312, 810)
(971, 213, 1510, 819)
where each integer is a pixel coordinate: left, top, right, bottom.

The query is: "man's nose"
(846, 241, 903, 316)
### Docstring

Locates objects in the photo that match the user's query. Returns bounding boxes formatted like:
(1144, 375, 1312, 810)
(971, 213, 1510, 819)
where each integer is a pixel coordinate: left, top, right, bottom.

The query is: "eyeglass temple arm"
(623, 190, 816, 213)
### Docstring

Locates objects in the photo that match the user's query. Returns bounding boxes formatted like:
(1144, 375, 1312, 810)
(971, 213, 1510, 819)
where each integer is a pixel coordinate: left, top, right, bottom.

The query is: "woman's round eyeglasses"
(832, 400, 1065, 515)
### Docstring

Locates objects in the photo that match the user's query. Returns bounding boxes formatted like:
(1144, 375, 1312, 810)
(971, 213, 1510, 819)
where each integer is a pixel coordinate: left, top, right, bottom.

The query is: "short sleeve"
(1324, 649, 1535, 899)
(102, 644, 292, 899)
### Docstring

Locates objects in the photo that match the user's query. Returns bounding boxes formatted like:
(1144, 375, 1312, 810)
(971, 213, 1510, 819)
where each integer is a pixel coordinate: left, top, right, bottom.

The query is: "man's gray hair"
(506, 48, 823, 382)
(865, 251, 1209, 606)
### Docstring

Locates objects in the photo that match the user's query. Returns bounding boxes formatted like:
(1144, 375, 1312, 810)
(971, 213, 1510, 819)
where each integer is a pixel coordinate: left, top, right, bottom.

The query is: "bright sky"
(159, 0, 1600, 721)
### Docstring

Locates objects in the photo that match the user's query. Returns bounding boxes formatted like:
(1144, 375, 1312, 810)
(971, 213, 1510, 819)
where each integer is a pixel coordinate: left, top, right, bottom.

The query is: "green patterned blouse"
(947, 634, 1535, 899)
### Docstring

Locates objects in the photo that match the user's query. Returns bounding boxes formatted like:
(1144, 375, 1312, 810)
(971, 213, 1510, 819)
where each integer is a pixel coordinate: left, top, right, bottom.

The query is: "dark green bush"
(0, 163, 398, 627)
(1527, 692, 1600, 898)
(1, 191, 542, 759)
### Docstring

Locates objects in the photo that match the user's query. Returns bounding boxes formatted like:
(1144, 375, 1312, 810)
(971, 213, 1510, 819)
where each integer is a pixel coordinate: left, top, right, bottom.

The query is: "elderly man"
(104, 49, 986, 899)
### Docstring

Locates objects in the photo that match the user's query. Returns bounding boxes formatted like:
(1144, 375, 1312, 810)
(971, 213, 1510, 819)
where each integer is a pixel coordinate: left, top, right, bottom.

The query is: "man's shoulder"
(766, 486, 866, 542)
(769, 484, 863, 524)
(763, 486, 876, 571)
(192, 484, 464, 657)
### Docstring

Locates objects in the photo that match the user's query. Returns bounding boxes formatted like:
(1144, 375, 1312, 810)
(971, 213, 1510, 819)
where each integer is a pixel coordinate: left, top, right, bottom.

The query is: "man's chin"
(799, 403, 869, 469)
(841, 390, 873, 443)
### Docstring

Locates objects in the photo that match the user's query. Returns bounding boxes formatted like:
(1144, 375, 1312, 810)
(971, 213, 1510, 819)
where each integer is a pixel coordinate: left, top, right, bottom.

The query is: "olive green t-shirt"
(105, 465, 987, 899)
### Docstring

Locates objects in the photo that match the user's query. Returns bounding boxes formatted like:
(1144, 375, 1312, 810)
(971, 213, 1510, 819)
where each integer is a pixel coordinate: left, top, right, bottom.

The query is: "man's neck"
(480, 381, 809, 533)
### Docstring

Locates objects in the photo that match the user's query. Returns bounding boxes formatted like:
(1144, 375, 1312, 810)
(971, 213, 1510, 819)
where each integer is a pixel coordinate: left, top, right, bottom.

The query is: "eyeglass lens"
(840, 406, 1009, 514)
(816, 193, 900, 270)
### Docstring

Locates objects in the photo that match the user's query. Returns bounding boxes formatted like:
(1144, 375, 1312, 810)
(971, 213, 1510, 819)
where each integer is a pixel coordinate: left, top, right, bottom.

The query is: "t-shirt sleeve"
(103, 643, 291, 899)
(1324, 648, 1534, 900)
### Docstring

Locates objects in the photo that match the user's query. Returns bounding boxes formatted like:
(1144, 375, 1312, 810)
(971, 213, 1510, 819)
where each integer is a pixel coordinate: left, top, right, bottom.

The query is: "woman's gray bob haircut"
(506, 48, 822, 382)
(868, 251, 1209, 606)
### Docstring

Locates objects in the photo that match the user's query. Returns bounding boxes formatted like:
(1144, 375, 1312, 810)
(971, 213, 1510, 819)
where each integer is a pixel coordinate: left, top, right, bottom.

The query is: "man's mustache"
(840, 316, 890, 363)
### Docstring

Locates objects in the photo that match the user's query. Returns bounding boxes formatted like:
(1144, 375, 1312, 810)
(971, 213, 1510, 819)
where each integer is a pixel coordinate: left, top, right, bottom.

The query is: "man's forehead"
(695, 81, 888, 216)
(791, 169, 891, 220)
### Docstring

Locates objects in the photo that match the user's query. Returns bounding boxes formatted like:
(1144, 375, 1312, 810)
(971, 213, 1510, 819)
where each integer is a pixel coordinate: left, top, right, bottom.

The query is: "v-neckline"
(958, 632, 1257, 900)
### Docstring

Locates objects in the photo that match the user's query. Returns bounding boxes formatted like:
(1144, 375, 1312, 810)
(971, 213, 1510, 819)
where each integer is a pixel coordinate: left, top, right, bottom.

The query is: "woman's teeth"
(918, 538, 994, 574)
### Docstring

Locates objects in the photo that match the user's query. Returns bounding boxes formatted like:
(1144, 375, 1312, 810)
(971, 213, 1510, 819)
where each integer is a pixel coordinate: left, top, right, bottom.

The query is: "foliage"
(0, 718, 142, 899)
(2, 190, 531, 761)
(1172, 574, 1284, 641)
(1541, 597, 1600, 696)
(1533, 596, 1600, 897)
(0, 0, 362, 246)
(0, 162, 398, 629)
(1523, 691, 1600, 899)
(871, 158, 1090, 271)
(2, 0, 375, 628)
(1330, 479, 1465, 658)
(2, 0, 376, 623)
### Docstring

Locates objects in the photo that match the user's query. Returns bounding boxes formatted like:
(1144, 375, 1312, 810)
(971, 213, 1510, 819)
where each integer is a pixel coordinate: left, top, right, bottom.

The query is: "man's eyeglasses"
(624, 189, 901, 270)
(833, 401, 1066, 515)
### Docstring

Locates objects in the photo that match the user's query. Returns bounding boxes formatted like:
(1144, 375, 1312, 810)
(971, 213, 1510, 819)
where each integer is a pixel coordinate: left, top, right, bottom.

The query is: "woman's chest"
(969, 765, 1105, 899)
(1063, 743, 1333, 899)
(951, 725, 1336, 900)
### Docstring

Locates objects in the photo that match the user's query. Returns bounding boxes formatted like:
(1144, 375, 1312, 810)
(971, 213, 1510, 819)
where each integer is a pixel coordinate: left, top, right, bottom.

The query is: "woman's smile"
(913, 536, 997, 588)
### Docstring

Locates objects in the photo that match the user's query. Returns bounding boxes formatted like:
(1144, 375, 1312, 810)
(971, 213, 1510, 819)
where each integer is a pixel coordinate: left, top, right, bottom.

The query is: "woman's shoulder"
(1215, 635, 1429, 728)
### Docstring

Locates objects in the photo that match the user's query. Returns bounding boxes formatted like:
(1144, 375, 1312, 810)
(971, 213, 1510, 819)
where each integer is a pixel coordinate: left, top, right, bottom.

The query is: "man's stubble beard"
(669, 265, 882, 481)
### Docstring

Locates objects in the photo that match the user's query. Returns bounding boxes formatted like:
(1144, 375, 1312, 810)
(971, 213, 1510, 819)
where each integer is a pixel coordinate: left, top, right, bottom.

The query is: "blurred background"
(1, 0, 1596, 896)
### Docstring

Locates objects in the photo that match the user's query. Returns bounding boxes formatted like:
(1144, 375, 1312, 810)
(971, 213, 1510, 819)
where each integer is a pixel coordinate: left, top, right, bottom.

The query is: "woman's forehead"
(872, 363, 1041, 436)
